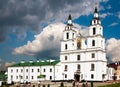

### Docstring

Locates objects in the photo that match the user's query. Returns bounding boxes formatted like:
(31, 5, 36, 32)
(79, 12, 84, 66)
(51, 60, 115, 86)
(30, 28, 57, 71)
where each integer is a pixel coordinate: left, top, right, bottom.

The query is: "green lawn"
(98, 82, 120, 87)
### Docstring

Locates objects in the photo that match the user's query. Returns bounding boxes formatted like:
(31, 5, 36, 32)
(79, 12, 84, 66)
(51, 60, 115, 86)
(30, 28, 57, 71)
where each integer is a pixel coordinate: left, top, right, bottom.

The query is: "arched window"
(92, 40, 95, 46)
(77, 42, 81, 49)
(93, 27, 96, 35)
(66, 32, 69, 39)
(65, 44, 68, 49)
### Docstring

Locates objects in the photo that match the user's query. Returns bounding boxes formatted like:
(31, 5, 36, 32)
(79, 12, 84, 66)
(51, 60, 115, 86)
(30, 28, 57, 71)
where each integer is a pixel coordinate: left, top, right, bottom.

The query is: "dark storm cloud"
(0, 0, 87, 42)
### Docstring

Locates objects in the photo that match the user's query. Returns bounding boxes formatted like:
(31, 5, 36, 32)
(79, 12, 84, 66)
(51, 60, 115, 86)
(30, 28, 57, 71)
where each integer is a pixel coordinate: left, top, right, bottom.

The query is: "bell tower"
(61, 14, 77, 51)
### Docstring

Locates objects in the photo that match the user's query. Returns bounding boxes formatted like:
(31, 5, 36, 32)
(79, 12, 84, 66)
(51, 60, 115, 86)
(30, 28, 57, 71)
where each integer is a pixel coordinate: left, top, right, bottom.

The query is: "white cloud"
(108, 22, 119, 27)
(106, 38, 120, 62)
(5, 62, 15, 67)
(13, 23, 65, 56)
(99, 13, 107, 18)
(13, 23, 88, 58)
(107, 5, 112, 9)
(118, 12, 120, 19)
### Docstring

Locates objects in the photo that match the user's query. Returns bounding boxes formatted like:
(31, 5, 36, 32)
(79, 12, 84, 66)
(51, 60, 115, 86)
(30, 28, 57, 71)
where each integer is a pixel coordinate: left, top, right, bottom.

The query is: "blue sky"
(0, 0, 120, 70)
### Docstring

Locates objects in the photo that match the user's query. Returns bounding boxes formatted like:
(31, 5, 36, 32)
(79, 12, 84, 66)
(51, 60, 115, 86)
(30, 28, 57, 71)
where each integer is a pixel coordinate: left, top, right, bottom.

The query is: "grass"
(98, 82, 120, 87)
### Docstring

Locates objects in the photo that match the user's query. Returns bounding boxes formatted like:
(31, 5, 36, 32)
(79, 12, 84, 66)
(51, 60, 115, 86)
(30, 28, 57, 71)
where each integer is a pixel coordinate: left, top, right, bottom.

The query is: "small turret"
(90, 4, 101, 25)
(67, 14, 73, 26)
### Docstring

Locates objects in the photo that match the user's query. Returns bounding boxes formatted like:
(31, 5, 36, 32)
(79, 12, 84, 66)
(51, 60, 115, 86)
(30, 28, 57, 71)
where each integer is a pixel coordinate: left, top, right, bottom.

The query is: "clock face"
(77, 38, 81, 49)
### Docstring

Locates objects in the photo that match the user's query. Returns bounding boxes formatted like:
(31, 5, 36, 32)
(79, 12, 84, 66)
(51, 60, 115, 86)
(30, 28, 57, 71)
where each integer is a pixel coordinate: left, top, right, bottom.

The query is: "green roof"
(10, 60, 59, 67)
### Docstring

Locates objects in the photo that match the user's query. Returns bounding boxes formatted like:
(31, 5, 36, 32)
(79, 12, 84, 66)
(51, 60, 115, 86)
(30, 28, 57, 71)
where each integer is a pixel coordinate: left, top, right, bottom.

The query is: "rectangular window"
(65, 44, 68, 49)
(93, 27, 96, 35)
(32, 69, 34, 72)
(91, 74, 94, 79)
(64, 65, 68, 71)
(91, 53, 95, 58)
(43, 68, 46, 72)
(31, 76, 34, 79)
(26, 76, 28, 79)
(65, 56, 67, 60)
(11, 75, 13, 80)
(50, 68, 52, 72)
(21, 69, 23, 73)
(16, 69, 18, 73)
(11, 69, 13, 73)
(77, 64, 80, 70)
(26, 69, 28, 72)
(66, 33, 69, 39)
(77, 55, 80, 60)
(91, 64, 95, 71)
(65, 74, 67, 78)
(20, 76, 23, 79)
(38, 69, 40, 72)
(16, 76, 18, 79)
(50, 76, 52, 80)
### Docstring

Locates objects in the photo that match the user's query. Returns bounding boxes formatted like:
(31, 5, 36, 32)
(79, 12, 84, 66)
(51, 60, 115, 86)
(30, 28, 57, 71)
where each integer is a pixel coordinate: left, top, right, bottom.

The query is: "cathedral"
(7, 6, 111, 84)
(59, 6, 107, 81)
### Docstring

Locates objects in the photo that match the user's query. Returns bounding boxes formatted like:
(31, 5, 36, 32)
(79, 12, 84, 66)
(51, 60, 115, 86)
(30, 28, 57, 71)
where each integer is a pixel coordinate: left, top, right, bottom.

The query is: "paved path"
(10, 81, 119, 87)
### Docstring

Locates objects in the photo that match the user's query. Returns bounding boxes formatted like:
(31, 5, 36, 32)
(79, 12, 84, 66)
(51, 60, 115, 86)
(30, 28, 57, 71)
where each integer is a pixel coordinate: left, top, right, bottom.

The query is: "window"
(91, 74, 94, 79)
(72, 33, 74, 38)
(11, 75, 13, 80)
(64, 65, 68, 71)
(92, 40, 95, 46)
(38, 69, 40, 72)
(91, 64, 95, 71)
(26, 69, 28, 72)
(77, 64, 80, 71)
(91, 53, 95, 58)
(77, 55, 80, 60)
(65, 56, 67, 60)
(11, 69, 13, 73)
(16, 69, 18, 73)
(66, 33, 69, 39)
(32, 69, 34, 72)
(21, 69, 23, 73)
(85, 40, 87, 45)
(65, 74, 67, 78)
(93, 27, 96, 35)
(50, 68, 52, 72)
(26, 76, 28, 79)
(50, 76, 52, 80)
(16, 76, 18, 79)
(43, 68, 46, 72)
(20, 76, 23, 79)
(65, 44, 68, 49)
(31, 76, 34, 79)
(77, 42, 81, 49)
(94, 20, 96, 24)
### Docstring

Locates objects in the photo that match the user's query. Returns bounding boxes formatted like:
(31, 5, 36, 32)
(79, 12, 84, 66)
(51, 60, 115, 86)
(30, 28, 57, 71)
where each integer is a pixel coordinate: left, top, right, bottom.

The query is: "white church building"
(7, 6, 113, 84)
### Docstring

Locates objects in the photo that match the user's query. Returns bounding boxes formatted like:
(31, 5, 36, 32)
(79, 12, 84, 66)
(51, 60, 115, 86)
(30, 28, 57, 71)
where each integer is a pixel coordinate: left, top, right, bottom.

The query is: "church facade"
(59, 6, 107, 81)
(7, 6, 111, 83)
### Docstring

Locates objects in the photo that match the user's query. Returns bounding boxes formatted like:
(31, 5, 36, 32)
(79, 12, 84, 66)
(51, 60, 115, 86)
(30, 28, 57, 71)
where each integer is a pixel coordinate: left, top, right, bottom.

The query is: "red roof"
(107, 62, 120, 70)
